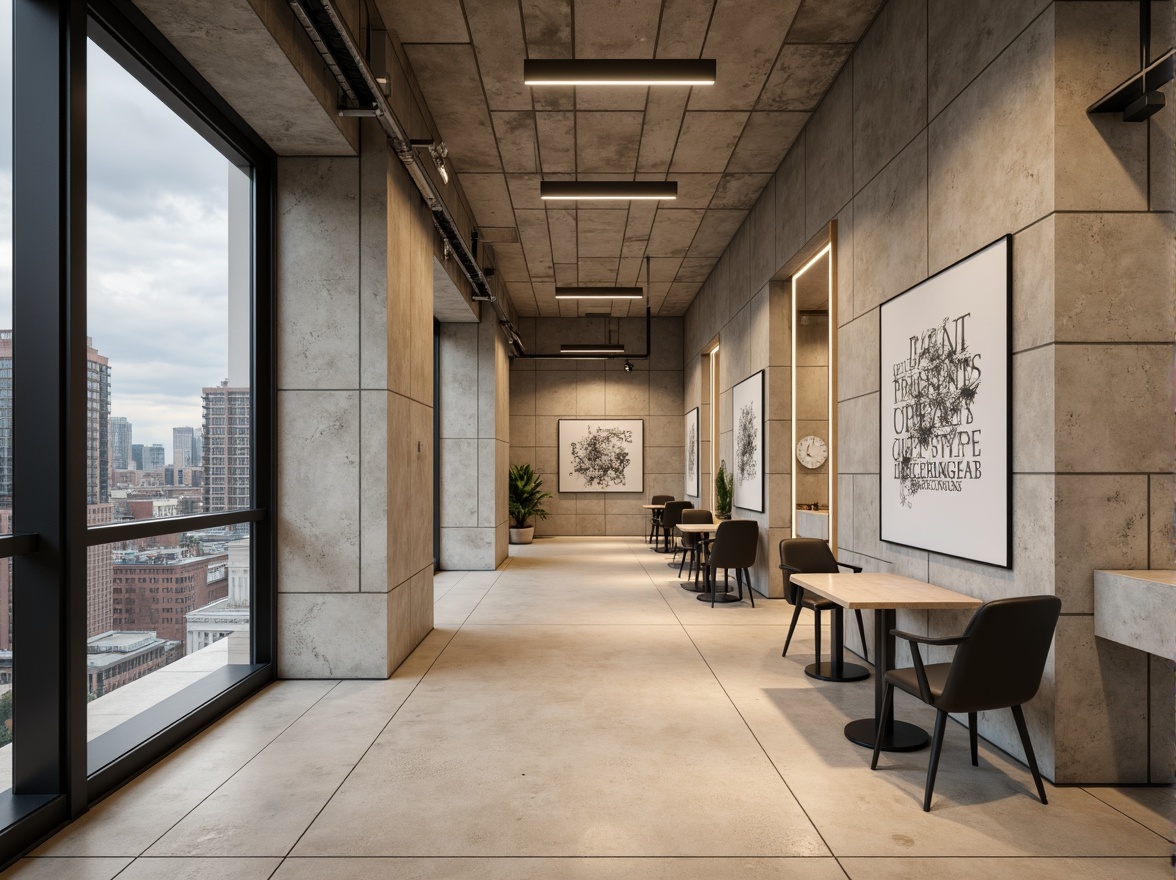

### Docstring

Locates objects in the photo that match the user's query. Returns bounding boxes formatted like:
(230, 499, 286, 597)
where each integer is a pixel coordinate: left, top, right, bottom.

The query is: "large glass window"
(0, 0, 273, 857)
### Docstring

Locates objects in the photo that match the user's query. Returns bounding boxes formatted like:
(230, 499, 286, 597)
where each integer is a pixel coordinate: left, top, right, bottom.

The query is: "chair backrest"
(678, 509, 713, 547)
(938, 596, 1062, 713)
(651, 495, 674, 505)
(779, 538, 839, 604)
(661, 500, 693, 530)
(708, 520, 758, 568)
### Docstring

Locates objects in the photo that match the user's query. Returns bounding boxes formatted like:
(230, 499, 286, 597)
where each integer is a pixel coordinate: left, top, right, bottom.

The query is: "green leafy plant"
(715, 459, 733, 518)
(509, 464, 553, 528)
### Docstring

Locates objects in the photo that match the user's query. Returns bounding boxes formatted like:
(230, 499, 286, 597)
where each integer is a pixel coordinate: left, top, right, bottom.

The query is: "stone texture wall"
(684, 282, 791, 597)
(275, 118, 434, 678)
(683, 0, 1174, 783)
(510, 317, 684, 536)
(439, 308, 510, 570)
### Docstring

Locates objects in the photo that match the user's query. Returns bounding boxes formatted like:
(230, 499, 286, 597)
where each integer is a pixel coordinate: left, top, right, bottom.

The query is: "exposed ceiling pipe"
(288, 0, 525, 355)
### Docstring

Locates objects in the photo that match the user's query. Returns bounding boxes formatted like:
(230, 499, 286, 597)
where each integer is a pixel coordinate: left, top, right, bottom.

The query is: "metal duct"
(289, 0, 525, 355)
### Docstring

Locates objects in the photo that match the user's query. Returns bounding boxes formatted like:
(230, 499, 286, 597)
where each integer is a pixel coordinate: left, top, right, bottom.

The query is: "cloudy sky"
(0, 11, 241, 456)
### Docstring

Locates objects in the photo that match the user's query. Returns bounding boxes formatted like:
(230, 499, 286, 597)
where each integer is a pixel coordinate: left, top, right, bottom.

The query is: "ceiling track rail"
(289, 0, 525, 354)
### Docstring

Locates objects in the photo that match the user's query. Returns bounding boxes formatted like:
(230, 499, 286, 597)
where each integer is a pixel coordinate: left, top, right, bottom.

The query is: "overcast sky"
(0, 11, 238, 456)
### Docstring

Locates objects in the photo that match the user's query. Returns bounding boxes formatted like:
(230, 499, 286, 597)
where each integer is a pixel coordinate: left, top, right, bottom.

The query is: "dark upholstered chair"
(779, 538, 868, 665)
(871, 595, 1062, 812)
(676, 508, 713, 587)
(648, 495, 674, 545)
(702, 520, 759, 607)
(659, 501, 692, 555)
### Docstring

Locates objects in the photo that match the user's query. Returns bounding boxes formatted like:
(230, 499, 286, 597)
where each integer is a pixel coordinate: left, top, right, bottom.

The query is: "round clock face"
(796, 435, 828, 469)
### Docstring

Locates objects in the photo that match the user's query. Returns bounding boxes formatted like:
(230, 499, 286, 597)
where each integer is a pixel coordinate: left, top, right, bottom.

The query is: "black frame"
(877, 234, 1013, 569)
(0, 0, 277, 863)
(685, 407, 700, 498)
(731, 370, 765, 513)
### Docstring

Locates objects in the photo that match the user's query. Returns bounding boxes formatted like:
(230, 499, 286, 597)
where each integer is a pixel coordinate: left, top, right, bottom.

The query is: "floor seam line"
(130, 679, 344, 859)
(1076, 787, 1175, 844)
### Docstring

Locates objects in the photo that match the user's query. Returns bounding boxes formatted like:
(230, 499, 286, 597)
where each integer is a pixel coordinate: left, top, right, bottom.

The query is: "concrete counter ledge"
(1094, 570, 1176, 660)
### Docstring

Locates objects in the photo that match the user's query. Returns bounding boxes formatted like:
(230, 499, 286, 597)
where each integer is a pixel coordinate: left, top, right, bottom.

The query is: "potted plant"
(715, 460, 733, 519)
(509, 463, 552, 544)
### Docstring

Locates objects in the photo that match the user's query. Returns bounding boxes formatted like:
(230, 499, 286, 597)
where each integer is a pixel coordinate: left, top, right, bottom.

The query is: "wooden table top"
(789, 572, 983, 610)
(642, 504, 666, 510)
(676, 521, 718, 533)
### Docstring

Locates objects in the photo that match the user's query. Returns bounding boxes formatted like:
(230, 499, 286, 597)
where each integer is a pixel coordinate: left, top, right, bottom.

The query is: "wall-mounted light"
(559, 343, 625, 355)
(554, 287, 644, 300)
(410, 138, 449, 184)
(540, 181, 676, 201)
(524, 59, 716, 86)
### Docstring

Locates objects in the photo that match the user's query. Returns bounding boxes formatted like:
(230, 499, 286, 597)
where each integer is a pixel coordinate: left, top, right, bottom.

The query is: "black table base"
(697, 591, 740, 604)
(844, 718, 928, 752)
(805, 660, 870, 683)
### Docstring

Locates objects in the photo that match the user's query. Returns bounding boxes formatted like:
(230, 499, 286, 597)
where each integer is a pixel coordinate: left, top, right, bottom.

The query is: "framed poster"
(879, 235, 1011, 568)
(732, 371, 765, 512)
(685, 407, 700, 497)
(558, 419, 644, 493)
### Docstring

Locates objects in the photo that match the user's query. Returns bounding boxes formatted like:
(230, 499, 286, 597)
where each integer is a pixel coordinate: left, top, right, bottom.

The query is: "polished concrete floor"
(8, 537, 1173, 879)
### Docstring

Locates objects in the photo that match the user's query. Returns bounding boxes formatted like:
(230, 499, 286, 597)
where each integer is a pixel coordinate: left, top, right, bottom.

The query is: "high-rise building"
(202, 382, 250, 513)
(172, 426, 195, 470)
(0, 332, 11, 507)
(190, 428, 202, 467)
(86, 339, 110, 507)
(111, 548, 227, 647)
(111, 416, 132, 470)
(147, 444, 166, 471)
(131, 443, 144, 470)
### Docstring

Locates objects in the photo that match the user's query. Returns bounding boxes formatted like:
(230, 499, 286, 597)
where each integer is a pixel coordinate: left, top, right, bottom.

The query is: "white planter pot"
(509, 526, 535, 545)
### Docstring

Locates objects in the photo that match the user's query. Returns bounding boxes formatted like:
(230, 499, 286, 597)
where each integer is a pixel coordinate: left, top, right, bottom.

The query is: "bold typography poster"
(879, 237, 1011, 568)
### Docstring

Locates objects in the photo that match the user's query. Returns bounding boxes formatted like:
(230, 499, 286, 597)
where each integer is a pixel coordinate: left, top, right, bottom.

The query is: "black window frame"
(0, 0, 277, 862)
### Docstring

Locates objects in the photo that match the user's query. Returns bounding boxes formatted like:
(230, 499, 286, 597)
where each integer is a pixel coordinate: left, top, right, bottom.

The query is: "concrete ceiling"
(373, 0, 883, 318)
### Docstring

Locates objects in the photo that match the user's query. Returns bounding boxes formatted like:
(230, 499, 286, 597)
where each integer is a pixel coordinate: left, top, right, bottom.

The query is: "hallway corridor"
(11, 538, 1172, 879)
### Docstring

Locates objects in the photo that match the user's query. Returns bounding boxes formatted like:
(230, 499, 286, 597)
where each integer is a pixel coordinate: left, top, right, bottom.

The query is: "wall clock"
(796, 435, 827, 469)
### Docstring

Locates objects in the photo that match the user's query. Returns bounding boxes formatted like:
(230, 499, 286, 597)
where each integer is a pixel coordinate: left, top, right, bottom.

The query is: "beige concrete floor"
(8, 537, 1173, 879)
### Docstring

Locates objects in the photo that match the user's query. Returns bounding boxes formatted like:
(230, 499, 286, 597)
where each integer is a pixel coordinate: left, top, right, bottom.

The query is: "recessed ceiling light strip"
(554, 287, 644, 300)
(524, 59, 716, 86)
(540, 180, 676, 201)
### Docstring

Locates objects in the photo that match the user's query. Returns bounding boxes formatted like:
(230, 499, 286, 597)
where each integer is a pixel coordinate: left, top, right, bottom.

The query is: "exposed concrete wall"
(509, 317, 684, 536)
(439, 307, 510, 570)
(682, 0, 1174, 783)
(275, 117, 434, 678)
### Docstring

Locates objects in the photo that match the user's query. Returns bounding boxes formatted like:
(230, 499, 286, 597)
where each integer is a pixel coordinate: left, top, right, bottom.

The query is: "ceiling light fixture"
(524, 59, 716, 86)
(554, 286, 644, 300)
(540, 181, 676, 201)
(560, 343, 625, 355)
(410, 138, 449, 184)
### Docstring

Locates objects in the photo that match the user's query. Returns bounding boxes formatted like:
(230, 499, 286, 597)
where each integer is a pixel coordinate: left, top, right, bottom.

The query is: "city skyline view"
(0, 21, 236, 453)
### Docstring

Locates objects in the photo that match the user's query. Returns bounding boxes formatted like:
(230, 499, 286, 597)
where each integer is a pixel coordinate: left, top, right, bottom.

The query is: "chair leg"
(854, 610, 870, 664)
(871, 681, 895, 770)
(744, 569, 754, 607)
(968, 712, 979, 767)
(1011, 704, 1048, 805)
(782, 596, 804, 657)
(678, 547, 687, 576)
(923, 710, 949, 812)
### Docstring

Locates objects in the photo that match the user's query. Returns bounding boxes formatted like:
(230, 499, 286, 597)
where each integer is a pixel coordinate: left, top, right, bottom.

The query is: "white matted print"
(558, 419, 644, 493)
(880, 235, 1011, 568)
(732, 371, 765, 512)
(685, 407, 700, 497)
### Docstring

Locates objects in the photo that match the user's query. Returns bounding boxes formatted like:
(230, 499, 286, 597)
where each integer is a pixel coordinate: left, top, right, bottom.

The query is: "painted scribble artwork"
(736, 402, 758, 485)
(558, 420, 644, 493)
(685, 408, 700, 497)
(731, 372, 764, 512)
(880, 236, 1010, 568)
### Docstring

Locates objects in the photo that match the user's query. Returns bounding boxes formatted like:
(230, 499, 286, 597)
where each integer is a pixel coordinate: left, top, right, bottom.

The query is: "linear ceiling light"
(560, 343, 626, 355)
(555, 287, 644, 300)
(540, 181, 676, 201)
(524, 59, 716, 86)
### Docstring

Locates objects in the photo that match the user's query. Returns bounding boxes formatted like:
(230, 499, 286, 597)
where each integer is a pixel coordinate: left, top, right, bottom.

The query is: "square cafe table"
(788, 572, 982, 753)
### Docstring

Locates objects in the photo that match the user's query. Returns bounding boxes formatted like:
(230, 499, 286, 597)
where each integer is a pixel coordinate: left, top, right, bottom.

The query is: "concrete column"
(438, 305, 509, 570)
(275, 117, 434, 678)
